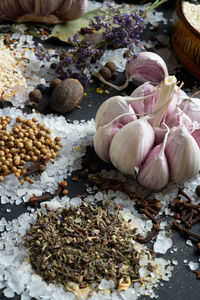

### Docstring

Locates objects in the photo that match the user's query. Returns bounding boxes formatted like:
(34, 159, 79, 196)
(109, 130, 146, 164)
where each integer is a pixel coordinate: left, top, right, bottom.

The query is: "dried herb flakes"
(23, 203, 146, 292)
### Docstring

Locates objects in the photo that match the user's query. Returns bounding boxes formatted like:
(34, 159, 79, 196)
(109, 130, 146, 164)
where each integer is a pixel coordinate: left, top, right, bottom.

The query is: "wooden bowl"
(172, 0, 200, 79)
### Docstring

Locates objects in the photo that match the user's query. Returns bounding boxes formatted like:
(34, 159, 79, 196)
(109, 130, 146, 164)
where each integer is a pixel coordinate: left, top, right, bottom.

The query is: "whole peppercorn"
(111, 71, 118, 80)
(99, 67, 112, 81)
(50, 78, 84, 113)
(50, 78, 62, 90)
(105, 61, 117, 73)
(195, 185, 200, 197)
(29, 89, 43, 103)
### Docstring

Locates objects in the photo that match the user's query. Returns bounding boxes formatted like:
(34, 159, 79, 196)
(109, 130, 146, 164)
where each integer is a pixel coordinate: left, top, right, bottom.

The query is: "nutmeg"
(99, 67, 112, 81)
(50, 78, 84, 113)
(105, 61, 117, 73)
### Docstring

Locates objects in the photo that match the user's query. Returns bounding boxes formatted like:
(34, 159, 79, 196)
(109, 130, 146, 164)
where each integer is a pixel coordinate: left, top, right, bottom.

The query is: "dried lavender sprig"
(35, 2, 166, 85)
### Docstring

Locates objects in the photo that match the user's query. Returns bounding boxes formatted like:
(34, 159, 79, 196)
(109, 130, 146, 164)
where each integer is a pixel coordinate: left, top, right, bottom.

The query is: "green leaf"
(49, 9, 104, 43)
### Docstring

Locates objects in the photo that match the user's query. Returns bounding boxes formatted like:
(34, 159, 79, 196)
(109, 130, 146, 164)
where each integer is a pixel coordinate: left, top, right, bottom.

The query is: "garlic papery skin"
(137, 143, 169, 190)
(165, 126, 200, 183)
(125, 52, 168, 86)
(109, 118, 155, 175)
(94, 121, 123, 163)
(130, 82, 158, 115)
(180, 97, 200, 123)
(95, 96, 137, 129)
(149, 75, 177, 128)
(166, 85, 186, 116)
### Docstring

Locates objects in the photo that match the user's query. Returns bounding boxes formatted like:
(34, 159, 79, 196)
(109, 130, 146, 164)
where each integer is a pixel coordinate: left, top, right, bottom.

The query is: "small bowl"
(172, 0, 200, 79)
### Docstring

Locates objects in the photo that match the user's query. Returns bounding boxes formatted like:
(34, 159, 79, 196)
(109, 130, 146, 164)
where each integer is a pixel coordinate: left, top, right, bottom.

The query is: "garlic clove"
(180, 97, 200, 123)
(109, 118, 155, 175)
(192, 129, 200, 148)
(125, 51, 168, 86)
(165, 127, 200, 182)
(94, 122, 122, 163)
(95, 96, 136, 129)
(138, 144, 169, 190)
(154, 126, 167, 144)
(165, 108, 194, 131)
(130, 82, 158, 115)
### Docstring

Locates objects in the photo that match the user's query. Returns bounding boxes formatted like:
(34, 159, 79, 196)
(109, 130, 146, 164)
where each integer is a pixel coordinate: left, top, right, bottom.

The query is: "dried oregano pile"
(23, 203, 149, 291)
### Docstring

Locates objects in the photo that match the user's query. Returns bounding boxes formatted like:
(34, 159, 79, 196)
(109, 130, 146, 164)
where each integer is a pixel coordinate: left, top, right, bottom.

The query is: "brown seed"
(99, 67, 112, 80)
(105, 61, 117, 73)
(0, 176, 4, 182)
(16, 116, 23, 123)
(29, 89, 43, 103)
(63, 189, 69, 195)
(111, 71, 118, 80)
(50, 78, 62, 90)
(195, 185, 200, 197)
(59, 181, 68, 188)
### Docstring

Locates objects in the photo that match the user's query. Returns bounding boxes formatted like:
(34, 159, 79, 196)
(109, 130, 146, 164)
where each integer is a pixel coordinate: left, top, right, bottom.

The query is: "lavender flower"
(35, 1, 166, 86)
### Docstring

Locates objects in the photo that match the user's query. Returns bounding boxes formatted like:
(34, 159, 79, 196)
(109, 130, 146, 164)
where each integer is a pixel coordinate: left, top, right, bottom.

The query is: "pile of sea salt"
(0, 193, 173, 300)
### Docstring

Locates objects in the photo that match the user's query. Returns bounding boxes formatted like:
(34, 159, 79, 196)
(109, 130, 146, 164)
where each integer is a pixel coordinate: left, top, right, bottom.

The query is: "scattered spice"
(105, 61, 117, 73)
(99, 67, 112, 81)
(50, 78, 62, 91)
(50, 78, 84, 113)
(28, 180, 68, 206)
(195, 185, 200, 197)
(23, 203, 148, 291)
(29, 89, 43, 103)
(0, 116, 62, 181)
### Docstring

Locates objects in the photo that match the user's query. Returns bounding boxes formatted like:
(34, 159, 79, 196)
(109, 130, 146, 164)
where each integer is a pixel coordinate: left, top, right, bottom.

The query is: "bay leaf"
(49, 9, 104, 43)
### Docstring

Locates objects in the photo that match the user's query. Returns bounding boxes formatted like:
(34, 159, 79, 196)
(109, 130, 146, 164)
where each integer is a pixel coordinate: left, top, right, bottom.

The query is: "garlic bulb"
(138, 143, 169, 190)
(165, 126, 200, 182)
(95, 96, 137, 129)
(180, 97, 200, 123)
(94, 120, 123, 163)
(109, 118, 155, 175)
(0, 0, 88, 24)
(125, 51, 168, 86)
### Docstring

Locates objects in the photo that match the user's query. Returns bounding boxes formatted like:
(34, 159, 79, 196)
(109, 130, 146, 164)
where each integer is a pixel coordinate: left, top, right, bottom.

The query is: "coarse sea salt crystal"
(99, 279, 115, 290)
(172, 260, 178, 266)
(186, 239, 193, 247)
(154, 231, 173, 254)
(188, 261, 198, 271)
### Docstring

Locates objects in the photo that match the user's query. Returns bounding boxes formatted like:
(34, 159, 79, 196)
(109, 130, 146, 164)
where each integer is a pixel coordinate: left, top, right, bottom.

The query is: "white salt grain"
(186, 239, 193, 247)
(154, 231, 173, 254)
(188, 261, 198, 271)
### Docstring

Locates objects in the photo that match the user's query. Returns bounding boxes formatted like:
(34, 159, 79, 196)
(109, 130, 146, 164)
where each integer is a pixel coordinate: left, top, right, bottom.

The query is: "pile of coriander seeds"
(0, 115, 62, 183)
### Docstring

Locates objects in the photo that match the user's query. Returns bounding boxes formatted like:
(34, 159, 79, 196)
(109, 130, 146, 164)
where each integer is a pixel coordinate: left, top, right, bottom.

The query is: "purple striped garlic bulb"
(0, 0, 88, 24)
